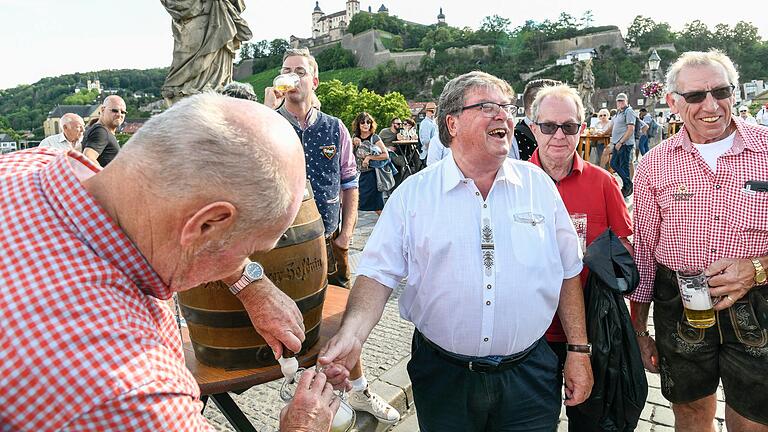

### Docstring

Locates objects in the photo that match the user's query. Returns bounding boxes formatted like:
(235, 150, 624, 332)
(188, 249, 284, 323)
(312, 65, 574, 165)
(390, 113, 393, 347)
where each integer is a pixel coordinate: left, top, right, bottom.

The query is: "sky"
(1, 0, 767, 90)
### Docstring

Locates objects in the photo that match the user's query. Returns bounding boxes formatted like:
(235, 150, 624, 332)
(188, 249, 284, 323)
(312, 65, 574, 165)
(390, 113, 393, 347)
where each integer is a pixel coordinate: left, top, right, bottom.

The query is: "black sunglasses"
(673, 85, 734, 104)
(110, 108, 127, 115)
(535, 122, 581, 135)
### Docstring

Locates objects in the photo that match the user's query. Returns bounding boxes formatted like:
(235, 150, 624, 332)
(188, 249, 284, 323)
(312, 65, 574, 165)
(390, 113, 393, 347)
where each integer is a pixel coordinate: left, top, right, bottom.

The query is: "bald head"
(99, 95, 127, 132)
(118, 92, 305, 236)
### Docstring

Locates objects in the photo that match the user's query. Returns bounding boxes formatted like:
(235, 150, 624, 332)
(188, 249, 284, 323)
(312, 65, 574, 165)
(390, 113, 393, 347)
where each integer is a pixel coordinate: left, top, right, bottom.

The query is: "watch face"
(245, 262, 264, 280)
(757, 273, 767, 284)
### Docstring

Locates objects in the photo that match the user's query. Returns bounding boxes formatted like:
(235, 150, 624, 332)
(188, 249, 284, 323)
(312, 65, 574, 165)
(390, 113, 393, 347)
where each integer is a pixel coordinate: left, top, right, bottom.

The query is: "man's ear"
(446, 114, 459, 138)
(180, 201, 237, 247)
(666, 93, 679, 114)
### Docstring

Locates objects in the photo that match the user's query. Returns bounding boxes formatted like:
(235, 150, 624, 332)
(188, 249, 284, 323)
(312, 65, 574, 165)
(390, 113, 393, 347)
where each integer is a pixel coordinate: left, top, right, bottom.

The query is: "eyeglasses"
(110, 108, 127, 115)
(673, 85, 734, 104)
(280, 67, 310, 78)
(535, 122, 581, 135)
(361, 120, 373, 124)
(461, 102, 517, 117)
(392, 122, 402, 126)
(598, 114, 607, 117)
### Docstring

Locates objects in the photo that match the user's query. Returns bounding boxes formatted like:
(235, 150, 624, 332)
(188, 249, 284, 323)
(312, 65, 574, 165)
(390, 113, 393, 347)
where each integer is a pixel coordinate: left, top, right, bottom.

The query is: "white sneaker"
(348, 386, 400, 424)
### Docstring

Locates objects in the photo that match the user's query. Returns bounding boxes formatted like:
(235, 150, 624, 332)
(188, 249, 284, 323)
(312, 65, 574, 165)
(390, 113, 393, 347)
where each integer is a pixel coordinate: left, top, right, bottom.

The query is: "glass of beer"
(569, 213, 588, 256)
(676, 268, 716, 328)
(279, 368, 356, 432)
(273, 73, 300, 93)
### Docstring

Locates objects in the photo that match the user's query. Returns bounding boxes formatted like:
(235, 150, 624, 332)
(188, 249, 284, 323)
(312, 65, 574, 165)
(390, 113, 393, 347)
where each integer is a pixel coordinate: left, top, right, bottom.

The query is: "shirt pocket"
(508, 209, 553, 268)
(728, 191, 768, 253)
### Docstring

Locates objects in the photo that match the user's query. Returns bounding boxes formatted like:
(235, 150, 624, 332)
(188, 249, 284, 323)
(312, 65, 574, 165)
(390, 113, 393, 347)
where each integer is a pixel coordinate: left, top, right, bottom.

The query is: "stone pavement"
(202, 210, 730, 432)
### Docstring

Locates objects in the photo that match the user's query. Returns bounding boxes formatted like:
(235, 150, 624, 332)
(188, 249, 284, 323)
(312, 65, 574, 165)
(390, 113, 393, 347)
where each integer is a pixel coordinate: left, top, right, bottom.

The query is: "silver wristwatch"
(228, 261, 264, 296)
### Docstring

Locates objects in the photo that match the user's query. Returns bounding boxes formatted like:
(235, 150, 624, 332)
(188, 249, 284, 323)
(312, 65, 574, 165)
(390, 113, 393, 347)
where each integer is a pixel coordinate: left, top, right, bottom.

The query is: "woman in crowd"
(397, 118, 418, 140)
(352, 112, 389, 214)
(594, 109, 612, 132)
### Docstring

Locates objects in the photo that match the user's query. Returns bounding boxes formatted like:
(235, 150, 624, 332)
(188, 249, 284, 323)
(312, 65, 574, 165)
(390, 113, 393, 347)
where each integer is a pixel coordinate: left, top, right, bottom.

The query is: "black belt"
(415, 330, 538, 373)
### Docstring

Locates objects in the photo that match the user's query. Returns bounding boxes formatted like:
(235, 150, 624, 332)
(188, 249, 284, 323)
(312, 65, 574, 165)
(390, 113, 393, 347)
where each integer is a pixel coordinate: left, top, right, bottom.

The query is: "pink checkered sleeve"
(629, 158, 659, 303)
(64, 384, 212, 431)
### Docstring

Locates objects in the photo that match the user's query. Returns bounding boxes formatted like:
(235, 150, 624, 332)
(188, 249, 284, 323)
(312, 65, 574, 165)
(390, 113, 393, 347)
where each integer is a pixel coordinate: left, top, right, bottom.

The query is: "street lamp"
(648, 49, 661, 81)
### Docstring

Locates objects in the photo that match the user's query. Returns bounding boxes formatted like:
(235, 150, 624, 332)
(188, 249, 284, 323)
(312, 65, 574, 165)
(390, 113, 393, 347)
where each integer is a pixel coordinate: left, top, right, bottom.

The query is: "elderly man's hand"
(636, 335, 659, 373)
(279, 370, 340, 432)
(563, 352, 593, 406)
(238, 278, 305, 358)
(317, 330, 361, 388)
(706, 258, 755, 310)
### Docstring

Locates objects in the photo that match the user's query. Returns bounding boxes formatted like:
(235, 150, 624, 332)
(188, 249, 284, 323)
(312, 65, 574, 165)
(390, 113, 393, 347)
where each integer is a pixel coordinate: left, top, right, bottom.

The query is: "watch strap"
(635, 330, 650, 337)
(567, 343, 592, 356)
(751, 258, 766, 285)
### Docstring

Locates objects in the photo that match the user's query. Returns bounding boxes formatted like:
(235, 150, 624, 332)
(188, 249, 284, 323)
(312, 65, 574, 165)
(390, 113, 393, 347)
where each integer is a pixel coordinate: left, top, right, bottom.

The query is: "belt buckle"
(467, 361, 491, 373)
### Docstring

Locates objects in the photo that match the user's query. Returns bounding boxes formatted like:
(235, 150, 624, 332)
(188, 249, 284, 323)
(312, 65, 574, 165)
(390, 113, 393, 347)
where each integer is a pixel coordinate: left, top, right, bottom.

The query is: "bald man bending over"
(0, 93, 338, 432)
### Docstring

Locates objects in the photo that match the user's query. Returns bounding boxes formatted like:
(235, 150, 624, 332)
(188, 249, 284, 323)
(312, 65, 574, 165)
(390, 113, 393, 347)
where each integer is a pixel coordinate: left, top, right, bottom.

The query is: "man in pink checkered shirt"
(629, 50, 768, 431)
(0, 93, 340, 431)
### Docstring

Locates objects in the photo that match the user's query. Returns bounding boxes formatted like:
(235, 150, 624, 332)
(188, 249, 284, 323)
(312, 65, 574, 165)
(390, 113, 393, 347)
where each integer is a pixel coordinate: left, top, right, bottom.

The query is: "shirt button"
(486, 300, 491, 305)
(487, 284, 492, 289)
(484, 337, 489, 342)
(711, 249, 717, 253)
(715, 185, 721, 190)
(483, 204, 487, 208)
(714, 215, 719, 221)
(476, 192, 480, 196)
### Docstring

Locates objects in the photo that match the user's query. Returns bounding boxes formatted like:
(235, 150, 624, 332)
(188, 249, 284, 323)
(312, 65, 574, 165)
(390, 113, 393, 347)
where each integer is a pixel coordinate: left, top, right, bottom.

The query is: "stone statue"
(161, 0, 253, 105)
(577, 59, 596, 116)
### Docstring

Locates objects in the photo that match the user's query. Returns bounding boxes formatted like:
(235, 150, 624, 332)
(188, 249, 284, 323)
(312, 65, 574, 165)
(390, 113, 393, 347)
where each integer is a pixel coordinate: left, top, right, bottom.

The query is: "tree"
(315, 44, 357, 71)
(580, 10, 594, 29)
(62, 89, 99, 105)
(347, 13, 374, 35)
(268, 39, 289, 58)
(315, 79, 411, 131)
(676, 20, 714, 52)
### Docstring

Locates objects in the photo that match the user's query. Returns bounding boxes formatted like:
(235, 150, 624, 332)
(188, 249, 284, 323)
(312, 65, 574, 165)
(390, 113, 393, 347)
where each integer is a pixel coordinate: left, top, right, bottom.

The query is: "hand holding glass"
(676, 269, 716, 328)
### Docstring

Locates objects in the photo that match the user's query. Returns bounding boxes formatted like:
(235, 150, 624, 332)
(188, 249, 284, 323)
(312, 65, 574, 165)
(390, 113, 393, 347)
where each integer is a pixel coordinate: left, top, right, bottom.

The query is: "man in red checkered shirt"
(0, 93, 340, 431)
(629, 51, 768, 431)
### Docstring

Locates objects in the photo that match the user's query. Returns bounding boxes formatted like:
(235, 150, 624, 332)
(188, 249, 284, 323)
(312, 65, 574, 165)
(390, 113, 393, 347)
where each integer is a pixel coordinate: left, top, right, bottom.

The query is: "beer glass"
(676, 268, 716, 328)
(273, 73, 300, 93)
(569, 213, 588, 256)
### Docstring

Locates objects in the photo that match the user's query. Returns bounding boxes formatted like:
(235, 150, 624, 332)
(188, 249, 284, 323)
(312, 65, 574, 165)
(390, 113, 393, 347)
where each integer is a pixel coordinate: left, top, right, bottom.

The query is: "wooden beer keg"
(179, 185, 328, 369)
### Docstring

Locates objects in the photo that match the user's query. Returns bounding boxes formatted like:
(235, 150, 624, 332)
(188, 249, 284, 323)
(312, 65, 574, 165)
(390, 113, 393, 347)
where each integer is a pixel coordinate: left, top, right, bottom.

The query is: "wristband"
(635, 330, 650, 337)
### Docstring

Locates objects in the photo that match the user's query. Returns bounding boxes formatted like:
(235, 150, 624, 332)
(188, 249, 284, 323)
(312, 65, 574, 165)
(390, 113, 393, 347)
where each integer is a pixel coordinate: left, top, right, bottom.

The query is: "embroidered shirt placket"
(471, 182, 496, 357)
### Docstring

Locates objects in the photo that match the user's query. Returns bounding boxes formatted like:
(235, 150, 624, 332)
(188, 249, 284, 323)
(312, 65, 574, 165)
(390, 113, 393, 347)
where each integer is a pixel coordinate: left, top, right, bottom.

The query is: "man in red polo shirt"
(528, 84, 633, 430)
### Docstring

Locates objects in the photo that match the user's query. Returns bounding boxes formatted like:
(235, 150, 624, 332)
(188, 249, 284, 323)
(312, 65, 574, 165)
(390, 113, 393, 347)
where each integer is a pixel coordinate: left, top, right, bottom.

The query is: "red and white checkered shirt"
(630, 119, 768, 303)
(0, 150, 211, 431)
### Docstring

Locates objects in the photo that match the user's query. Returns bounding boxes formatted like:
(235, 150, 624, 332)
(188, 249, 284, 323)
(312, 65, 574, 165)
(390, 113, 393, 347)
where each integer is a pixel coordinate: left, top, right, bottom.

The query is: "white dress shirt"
(425, 134, 450, 166)
(357, 156, 583, 357)
(38, 133, 81, 152)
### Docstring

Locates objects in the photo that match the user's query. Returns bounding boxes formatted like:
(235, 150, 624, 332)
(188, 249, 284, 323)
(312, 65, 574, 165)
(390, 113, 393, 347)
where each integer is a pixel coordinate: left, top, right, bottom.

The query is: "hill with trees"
(0, 68, 167, 140)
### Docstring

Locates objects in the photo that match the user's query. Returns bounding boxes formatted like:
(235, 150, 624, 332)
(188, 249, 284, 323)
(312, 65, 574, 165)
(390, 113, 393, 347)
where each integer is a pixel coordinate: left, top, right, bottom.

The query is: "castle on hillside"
(295, 1, 445, 47)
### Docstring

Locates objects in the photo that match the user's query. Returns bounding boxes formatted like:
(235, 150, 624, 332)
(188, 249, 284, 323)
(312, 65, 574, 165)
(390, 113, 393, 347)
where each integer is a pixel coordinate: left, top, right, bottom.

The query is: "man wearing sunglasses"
(82, 95, 126, 167)
(528, 84, 633, 430)
(319, 71, 589, 431)
(629, 50, 768, 431)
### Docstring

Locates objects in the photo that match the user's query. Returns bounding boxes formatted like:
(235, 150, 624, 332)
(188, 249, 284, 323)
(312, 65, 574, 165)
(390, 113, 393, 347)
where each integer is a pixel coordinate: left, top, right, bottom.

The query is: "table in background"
(668, 121, 683, 136)
(183, 285, 349, 432)
(578, 133, 610, 162)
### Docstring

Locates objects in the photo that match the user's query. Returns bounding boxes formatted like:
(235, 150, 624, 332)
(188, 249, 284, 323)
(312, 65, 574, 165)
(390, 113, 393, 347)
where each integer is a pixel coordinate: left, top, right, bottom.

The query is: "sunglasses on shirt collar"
(673, 85, 734, 104)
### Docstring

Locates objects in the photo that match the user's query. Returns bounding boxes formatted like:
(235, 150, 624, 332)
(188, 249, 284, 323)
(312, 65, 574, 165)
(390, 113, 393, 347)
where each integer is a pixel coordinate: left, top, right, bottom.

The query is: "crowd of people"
(1, 46, 767, 432)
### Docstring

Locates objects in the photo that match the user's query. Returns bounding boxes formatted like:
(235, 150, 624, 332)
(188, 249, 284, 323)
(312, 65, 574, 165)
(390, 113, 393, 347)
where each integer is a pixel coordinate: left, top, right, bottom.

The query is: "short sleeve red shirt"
(0, 150, 211, 430)
(530, 150, 633, 342)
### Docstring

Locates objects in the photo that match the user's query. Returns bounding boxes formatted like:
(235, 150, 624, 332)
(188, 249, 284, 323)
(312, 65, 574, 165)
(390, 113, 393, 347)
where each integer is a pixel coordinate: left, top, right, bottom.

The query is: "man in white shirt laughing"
(319, 71, 593, 432)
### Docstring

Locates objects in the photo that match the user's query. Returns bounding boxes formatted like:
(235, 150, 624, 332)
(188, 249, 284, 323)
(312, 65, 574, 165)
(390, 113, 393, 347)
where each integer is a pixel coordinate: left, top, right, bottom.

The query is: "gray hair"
(437, 71, 515, 147)
(221, 81, 258, 102)
(60, 113, 83, 127)
(530, 84, 585, 123)
(282, 48, 319, 79)
(120, 93, 292, 236)
(665, 50, 740, 95)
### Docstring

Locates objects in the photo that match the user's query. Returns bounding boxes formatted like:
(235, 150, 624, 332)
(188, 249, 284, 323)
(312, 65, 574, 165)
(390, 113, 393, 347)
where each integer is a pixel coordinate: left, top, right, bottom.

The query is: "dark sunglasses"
(110, 108, 127, 115)
(673, 85, 734, 104)
(361, 119, 373, 124)
(535, 122, 581, 135)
